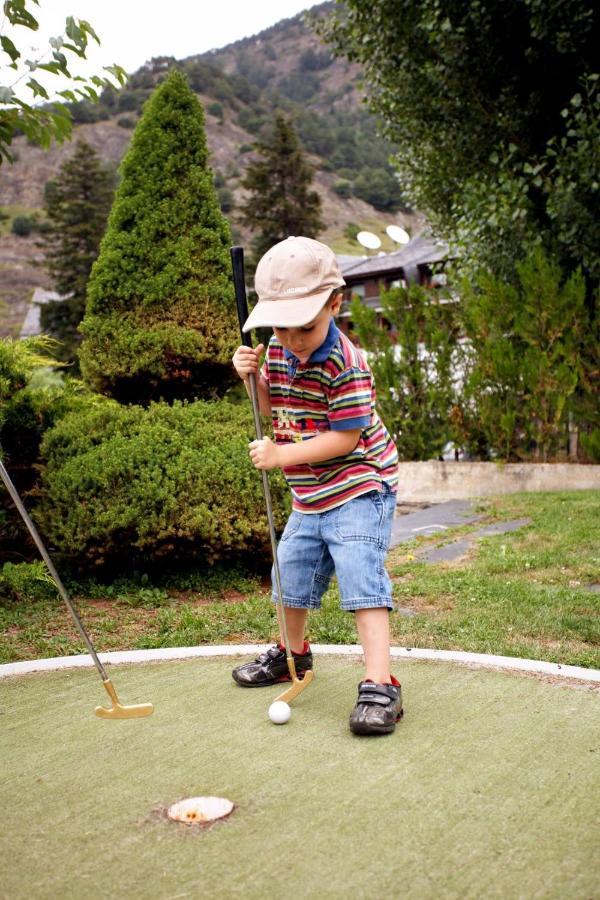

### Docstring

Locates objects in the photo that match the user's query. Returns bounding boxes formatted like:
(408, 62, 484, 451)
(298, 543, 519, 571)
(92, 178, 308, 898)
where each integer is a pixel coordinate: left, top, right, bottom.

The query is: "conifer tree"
(39, 139, 115, 364)
(239, 115, 324, 262)
(79, 69, 237, 403)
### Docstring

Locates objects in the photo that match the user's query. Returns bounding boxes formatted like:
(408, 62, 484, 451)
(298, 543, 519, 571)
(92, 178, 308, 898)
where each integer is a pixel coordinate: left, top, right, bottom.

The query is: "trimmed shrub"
(37, 399, 289, 570)
(79, 70, 238, 404)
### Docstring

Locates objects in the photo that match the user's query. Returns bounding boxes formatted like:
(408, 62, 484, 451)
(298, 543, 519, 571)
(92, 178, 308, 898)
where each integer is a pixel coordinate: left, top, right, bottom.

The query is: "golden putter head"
(274, 669, 314, 704)
(94, 679, 154, 719)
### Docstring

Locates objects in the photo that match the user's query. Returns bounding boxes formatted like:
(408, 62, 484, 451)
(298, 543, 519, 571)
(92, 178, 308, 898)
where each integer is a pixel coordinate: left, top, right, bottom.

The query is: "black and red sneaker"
(232, 643, 313, 687)
(349, 676, 403, 735)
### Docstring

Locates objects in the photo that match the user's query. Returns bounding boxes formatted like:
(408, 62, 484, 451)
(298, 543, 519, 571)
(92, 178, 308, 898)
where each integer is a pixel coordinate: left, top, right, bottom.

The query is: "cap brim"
(242, 289, 332, 332)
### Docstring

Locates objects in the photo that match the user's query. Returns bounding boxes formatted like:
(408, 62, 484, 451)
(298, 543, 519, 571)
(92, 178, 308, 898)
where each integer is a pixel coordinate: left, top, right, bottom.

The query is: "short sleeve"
(328, 366, 373, 431)
(260, 340, 275, 384)
(260, 357, 270, 384)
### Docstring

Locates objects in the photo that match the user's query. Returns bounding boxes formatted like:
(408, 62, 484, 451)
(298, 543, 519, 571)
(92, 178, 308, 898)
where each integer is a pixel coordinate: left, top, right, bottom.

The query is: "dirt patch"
(391, 591, 455, 615)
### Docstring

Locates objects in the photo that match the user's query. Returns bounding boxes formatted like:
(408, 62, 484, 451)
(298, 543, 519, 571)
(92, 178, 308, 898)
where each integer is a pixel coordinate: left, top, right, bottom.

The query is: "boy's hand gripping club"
(230, 246, 314, 704)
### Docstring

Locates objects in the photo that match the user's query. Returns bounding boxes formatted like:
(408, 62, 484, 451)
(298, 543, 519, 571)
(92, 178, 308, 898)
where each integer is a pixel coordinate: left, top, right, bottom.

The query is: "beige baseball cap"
(242, 236, 346, 331)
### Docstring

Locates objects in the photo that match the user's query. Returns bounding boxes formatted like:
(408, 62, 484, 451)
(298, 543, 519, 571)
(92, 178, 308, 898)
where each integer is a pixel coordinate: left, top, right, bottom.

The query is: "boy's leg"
(284, 607, 309, 654)
(232, 510, 332, 687)
(355, 607, 391, 683)
(323, 488, 403, 733)
(352, 607, 401, 734)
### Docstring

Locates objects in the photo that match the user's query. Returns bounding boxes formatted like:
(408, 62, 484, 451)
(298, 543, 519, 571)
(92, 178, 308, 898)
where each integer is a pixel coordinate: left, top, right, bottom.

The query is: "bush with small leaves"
(333, 180, 352, 198)
(11, 215, 33, 236)
(79, 70, 238, 404)
(37, 398, 289, 570)
(207, 102, 224, 122)
(0, 335, 114, 554)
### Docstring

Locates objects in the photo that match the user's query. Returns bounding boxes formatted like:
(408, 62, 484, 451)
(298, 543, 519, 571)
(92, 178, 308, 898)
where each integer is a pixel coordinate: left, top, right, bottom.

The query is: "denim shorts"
(272, 484, 396, 612)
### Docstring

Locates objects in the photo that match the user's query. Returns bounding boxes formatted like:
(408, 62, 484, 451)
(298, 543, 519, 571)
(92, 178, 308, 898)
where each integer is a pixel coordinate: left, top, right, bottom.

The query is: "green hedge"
(37, 399, 289, 570)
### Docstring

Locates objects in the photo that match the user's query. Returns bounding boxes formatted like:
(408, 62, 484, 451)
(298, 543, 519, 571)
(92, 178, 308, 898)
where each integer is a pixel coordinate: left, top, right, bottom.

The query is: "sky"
(7, 1, 322, 83)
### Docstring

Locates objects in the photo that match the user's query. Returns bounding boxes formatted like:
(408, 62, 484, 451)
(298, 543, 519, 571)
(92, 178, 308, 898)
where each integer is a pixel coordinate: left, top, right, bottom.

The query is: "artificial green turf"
(1, 657, 598, 899)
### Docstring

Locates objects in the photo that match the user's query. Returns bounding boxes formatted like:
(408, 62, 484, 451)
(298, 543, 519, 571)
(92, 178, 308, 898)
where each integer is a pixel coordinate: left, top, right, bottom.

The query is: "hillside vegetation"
(0, 3, 419, 336)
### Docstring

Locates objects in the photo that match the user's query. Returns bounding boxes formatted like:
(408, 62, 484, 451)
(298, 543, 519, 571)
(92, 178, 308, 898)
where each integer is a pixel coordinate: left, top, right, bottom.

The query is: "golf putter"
(0, 457, 153, 719)
(230, 246, 314, 704)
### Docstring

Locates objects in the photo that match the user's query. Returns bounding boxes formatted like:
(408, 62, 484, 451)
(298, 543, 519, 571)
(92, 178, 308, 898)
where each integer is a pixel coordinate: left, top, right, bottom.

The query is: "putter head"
(274, 669, 314, 704)
(95, 700, 154, 719)
(95, 678, 154, 719)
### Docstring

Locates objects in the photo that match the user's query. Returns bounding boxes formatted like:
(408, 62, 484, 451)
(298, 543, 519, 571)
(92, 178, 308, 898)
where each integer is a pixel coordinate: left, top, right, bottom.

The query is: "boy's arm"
(249, 430, 361, 470)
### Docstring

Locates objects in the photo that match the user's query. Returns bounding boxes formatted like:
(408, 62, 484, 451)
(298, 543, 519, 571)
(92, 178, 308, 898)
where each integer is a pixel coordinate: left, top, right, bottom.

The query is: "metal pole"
(246, 372, 292, 658)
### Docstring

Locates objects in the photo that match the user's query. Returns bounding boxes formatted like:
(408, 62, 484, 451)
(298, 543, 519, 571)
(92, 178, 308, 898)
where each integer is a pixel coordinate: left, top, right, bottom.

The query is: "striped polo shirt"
(261, 320, 399, 513)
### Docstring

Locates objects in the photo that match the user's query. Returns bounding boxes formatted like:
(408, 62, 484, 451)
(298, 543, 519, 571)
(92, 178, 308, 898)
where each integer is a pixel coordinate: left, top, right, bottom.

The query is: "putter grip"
(230, 246, 252, 347)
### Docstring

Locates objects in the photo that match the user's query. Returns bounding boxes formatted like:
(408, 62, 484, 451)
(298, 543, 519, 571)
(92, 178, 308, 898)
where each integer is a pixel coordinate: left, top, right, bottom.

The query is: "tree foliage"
(239, 114, 324, 262)
(320, 1, 599, 289)
(79, 70, 238, 404)
(39, 139, 115, 364)
(0, 0, 126, 163)
(350, 286, 463, 460)
(460, 249, 599, 461)
(351, 250, 598, 462)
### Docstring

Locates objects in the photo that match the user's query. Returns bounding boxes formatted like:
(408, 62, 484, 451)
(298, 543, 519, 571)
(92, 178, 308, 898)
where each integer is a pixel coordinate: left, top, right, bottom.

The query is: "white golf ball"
(268, 700, 291, 725)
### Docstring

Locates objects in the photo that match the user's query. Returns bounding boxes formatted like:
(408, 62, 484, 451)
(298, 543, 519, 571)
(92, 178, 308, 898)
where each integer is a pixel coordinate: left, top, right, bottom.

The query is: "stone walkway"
(391, 499, 483, 547)
(391, 499, 531, 564)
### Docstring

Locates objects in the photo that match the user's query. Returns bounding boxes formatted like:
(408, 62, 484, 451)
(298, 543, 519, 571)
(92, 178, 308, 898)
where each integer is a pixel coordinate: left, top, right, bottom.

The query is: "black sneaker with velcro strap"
(349, 677, 403, 735)
(232, 643, 313, 687)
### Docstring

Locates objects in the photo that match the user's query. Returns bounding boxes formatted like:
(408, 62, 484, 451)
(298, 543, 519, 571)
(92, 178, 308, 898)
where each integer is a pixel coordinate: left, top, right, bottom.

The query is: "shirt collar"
(283, 318, 340, 365)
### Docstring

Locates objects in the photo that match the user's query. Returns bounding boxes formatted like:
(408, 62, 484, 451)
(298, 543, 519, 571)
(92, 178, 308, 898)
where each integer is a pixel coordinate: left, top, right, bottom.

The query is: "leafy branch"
(0, 0, 127, 163)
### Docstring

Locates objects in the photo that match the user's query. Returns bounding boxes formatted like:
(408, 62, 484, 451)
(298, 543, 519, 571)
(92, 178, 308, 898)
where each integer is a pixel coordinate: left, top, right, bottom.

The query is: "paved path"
(390, 499, 482, 547)
(391, 500, 531, 566)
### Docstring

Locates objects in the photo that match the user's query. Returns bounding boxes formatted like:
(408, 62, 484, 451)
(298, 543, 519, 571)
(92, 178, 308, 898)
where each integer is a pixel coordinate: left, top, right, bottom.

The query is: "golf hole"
(167, 796, 234, 825)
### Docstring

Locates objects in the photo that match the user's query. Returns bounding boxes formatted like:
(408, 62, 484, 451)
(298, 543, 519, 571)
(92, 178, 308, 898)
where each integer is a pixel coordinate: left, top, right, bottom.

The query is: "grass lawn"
(1, 656, 598, 899)
(1, 490, 599, 668)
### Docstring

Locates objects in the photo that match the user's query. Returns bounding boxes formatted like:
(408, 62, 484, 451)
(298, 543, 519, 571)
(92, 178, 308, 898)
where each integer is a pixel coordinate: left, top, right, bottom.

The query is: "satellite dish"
(357, 231, 382, 250)
(386, 225, 410, 245)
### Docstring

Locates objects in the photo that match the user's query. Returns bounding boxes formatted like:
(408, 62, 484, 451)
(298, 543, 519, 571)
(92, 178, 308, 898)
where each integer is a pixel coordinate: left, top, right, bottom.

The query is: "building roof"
(338, 234, 449, 281)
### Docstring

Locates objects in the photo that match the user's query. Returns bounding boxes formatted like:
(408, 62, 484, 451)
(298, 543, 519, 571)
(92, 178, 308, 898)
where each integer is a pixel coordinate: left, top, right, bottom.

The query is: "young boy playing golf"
(232, 236, 402, 735)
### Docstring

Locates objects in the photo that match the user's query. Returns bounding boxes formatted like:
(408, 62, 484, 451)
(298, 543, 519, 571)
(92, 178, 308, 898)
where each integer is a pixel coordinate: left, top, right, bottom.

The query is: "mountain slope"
(0, 3, 420, 337)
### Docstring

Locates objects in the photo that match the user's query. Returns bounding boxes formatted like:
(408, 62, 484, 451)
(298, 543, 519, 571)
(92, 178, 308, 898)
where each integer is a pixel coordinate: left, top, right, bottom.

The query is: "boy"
(232, 236, 402, 736)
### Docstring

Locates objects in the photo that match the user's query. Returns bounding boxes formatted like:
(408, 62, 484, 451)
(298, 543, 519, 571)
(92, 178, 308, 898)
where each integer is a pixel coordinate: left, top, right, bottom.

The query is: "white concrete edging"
(396, 461, 600, 503)
(1, 643, 598, 683)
